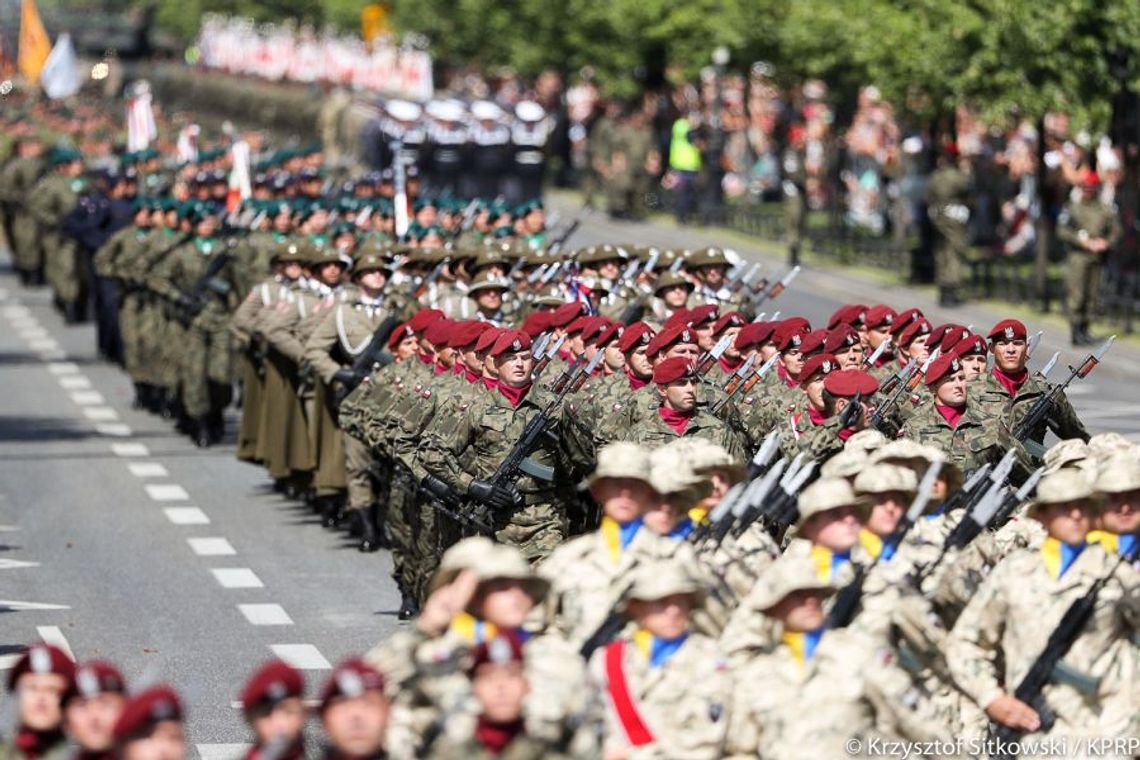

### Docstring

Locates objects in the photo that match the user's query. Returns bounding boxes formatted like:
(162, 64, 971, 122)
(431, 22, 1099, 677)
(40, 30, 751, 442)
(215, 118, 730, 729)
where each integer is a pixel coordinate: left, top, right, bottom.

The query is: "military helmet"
(271, 239, 307, 265)
(653, 271, 695, 295)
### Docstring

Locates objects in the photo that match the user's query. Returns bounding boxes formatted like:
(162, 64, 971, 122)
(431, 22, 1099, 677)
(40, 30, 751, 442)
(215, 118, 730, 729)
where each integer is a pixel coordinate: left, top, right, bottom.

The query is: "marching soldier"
(28, 147, 88, 322)
(0, 644, 75, 760)
(0, 134, 47, 285)
(63, 661, 128, 760)
(925, 142, 972, 307)
(239, 660, 306, 760)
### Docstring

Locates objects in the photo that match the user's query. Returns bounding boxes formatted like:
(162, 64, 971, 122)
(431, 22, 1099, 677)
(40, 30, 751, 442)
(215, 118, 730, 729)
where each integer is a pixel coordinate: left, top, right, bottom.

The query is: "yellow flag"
(361, 4, 390, 43)
(18, 0, 52, 83)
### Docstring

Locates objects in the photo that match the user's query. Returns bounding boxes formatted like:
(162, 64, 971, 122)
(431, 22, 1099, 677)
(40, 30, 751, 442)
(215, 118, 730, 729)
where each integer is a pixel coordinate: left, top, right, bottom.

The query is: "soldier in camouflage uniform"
(925, 143, 972, 307)
(27, 148, 87, 322)
(0, 135, 47, 284)
(1056, 170, 1122, 346)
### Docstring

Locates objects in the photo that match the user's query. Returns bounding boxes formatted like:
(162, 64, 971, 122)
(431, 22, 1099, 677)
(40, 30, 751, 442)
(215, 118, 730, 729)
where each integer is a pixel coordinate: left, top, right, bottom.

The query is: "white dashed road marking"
(146, 484, 190, 501)
(0, 654, 22, 670)
(58, 375, 92, 390)
(238, 604, 293, 625)
(164, 507, 210, 525)
(69, 390, 106, 406)
(211, 568, 264, 589)
(111, 442, 150, 457)
(37, 626, 76, 661)
(0, 559, 40, 570)
(28, 339, 60, 352)
(269, 644, 331, 670)
(128, 462, 169, 478)
(187, 537, 236, 556)
(47, 362, 80, 375)
(0, 600, 70, 611)
(94, 423, 132, 437)
(82, 407, 118, 421)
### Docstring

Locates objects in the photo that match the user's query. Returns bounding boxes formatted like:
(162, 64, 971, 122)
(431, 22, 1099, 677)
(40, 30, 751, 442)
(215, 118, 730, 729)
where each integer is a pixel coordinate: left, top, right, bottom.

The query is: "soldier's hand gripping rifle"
(465, 350, 606, 529)
(334, 316, 401, 400)
(826, 461, 943, 629)
(837, 390, 864, 431)
(173, 248, 234, 325)
(1013, 337, 1114, 459)
(988, 541, 1138, 758)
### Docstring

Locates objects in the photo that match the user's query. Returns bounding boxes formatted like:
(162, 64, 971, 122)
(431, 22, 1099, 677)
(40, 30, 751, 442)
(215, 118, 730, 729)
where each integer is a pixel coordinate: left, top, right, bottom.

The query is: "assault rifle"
(548, 205, 592, 254)
(711, 352, 780, 415)
(747, 265, 800, 312)
(335, 316, 402, 399)
(172, 247, 234, 325)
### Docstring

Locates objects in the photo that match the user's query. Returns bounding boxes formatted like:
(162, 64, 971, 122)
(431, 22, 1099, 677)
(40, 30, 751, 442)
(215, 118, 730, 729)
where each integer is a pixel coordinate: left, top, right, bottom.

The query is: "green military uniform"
(612, 393, 746, 462)
(971, 370, 1088, 461)
(0, 152, 45, 278)
(900, 400, 1019, 478)
(925, 163, 971, 304)
(782, 144, 808, 264)
(606, 120, 654, 220)
(27, 167, 86, 316)
(1056, 194, 1122, 342)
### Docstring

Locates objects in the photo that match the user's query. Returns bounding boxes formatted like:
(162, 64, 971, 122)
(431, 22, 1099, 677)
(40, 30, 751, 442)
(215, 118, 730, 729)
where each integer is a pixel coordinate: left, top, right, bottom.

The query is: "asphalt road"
(1, 208, 1139, 758)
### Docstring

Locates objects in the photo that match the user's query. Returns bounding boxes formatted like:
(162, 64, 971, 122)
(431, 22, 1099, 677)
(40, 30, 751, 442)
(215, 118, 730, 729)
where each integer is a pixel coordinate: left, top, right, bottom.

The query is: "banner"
(18, 0, 51, 83)
(195, 15, 433, 102)
(39, 33, 80, 99)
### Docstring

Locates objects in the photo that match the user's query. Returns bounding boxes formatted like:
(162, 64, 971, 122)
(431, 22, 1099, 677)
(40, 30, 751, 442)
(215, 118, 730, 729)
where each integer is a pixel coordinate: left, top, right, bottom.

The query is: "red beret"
(580, 317, 614, 345)
(319, 659, 385, 713)
(240, 660, 304, 713)
(823, 369, 879, 398)
(954, 333, 988, 357)
(800, 353, 839, 385)
(592, 323, 623, 348)
(864, 304, 897, 330)
(937, 326, 972, 354)
(468, 631, 525, 674)
(520, 310, 551, 339)
(712, 311, 747, 336)
(645, 324, 698, 359)
(422, 318, 453, 348)
(113, 686, 183, 741)
(987, 319, 1028, 342)
(489, 329, 532, 358)
(774, 322, 807, 352)
(889, 308, 925, 336)
(663, 308, 691, 330)
(475, 327, 502, 353)
(799, 328, 829, 356)
(617, 322, 655, 353)
(548, 301, 587, 328)
(67, 661, 126, 704)
(925, 353, 964, 386)
(449, 321, 490, 351)
(7, 643, 75, 692)
(386, 322, 416, 351)
(897, 318, 932, 348)
(653, 357, 697, 385)
(407, 308, 445, 333)
(734, 321, 777, 351)
(823, 326, 860, 354)
(685, 304, 719, 328)
(927, 323, 965, 350)
(564, 315, 592, 336)
(778, 316, 812, 334)
(827, 303, 868, 329)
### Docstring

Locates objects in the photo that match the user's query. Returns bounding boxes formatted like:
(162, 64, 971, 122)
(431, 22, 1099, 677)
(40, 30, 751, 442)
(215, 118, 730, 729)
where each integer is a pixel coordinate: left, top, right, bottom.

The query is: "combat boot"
(320, 497, 344, 529)
(397, 593, 419, 621)
(193, 417, 212, 448)
(359, 507, 381, 553)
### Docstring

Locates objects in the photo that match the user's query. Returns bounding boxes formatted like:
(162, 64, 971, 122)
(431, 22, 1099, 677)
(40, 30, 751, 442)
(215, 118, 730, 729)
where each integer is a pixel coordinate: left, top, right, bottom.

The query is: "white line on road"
(0, 559, 40, 570)
(238, 604, 293, 625)
(94, 423, 133, 437)
(69, 390, 106, 406)
(17, 327, 48, 340)
(211, 568, 264, 589)
(36, 626, 76, 661)
(187, 537, 235, 556)
(28, 339, 60, 352)
(82, 407, 119, 421)
(0, 600, 70, 611)
(269, 644, 331, 669)
(46, 362, 80, 375)
(111, 442, 150, 457)
(146, 484, 190, 501)
(196, 744, 251, 760)
(128, 462, 169, 478)
(0, 654, 21, 670)
(164, 507, 210, 525)
(58, 375, 92, 390)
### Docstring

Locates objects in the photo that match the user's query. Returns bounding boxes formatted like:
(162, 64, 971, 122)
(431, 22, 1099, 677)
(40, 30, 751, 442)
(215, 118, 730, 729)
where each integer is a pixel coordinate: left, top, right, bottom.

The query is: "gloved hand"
(468, 479, 523, 510)
(176, 293, 203, 314)
(334, 368, 359, 386)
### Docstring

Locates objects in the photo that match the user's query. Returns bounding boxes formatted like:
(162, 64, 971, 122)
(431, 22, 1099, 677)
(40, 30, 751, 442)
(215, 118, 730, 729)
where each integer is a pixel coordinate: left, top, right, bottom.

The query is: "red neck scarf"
(625, 366, 649, 391)
(718, 355, 743, 373)
(807, 406, 828, 426)
(474, 717, 525, 755)
(659, 405, 694, 434)
(777, 363, 798, 388)
(453, 362, 466, 376)
(417, 351, 433, 365)
(481, 374, 497, 390)
(462, 365, 481, 384)
(14, 728, 64, 760)
(992, 367, 1028, 397)
(496, 380, 530, 407)
(433, 361, 449, 375)
(936, 403, 966, 428)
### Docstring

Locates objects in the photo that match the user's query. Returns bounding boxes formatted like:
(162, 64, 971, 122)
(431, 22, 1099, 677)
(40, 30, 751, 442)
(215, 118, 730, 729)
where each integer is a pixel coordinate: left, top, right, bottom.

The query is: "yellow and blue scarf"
(633, 628, 689, 669)
(783, 628, 825, 666)
(1041, 536, 1087, 580)
(601, 517, 643, 564)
